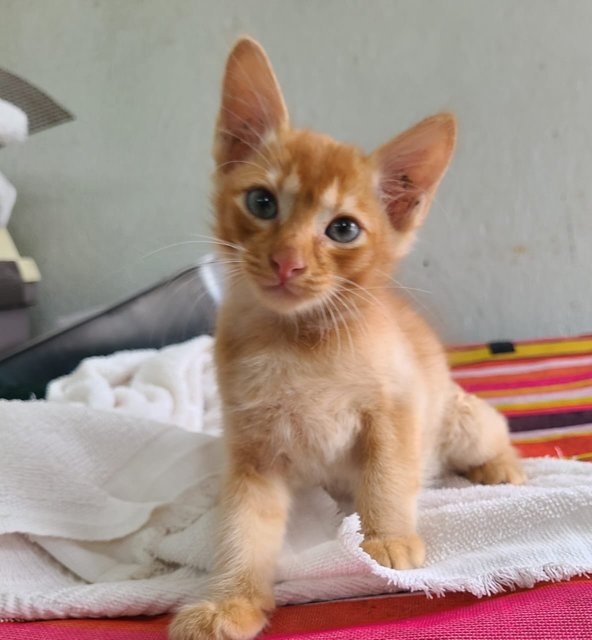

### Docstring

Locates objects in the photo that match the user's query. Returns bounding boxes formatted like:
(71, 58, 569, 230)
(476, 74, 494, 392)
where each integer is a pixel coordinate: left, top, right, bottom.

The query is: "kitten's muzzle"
(270, 249, 307, 284)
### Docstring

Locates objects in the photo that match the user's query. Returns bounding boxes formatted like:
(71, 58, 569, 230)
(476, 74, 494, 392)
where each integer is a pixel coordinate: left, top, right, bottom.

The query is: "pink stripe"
(0, 623, 163, 639)
(459, 370, 592, 393)
(452, 354, 592, 378)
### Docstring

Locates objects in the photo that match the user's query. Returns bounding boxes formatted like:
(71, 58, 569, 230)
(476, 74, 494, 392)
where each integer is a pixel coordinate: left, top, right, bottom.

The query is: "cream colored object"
(0, 227, 18, 259)
(0, 170, 17, 227)
(0, 228, 40, 282)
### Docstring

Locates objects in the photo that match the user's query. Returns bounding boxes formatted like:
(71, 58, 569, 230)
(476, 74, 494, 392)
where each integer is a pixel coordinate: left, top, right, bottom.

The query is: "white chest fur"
(221, 346, 372, 485)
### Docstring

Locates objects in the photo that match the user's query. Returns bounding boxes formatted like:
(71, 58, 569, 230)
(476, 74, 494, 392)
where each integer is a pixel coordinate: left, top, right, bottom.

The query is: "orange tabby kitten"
(170, 37, 525, 640)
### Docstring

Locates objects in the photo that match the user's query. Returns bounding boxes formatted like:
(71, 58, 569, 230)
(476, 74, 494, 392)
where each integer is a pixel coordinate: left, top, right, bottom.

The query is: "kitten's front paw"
(466, 450, 526, 486)
(169, 598, 267, 640)
(361, 534, 425, 570)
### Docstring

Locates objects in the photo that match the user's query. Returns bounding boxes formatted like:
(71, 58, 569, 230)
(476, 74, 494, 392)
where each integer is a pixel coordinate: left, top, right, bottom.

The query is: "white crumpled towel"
(0, 337, 591, 620)
(47, 336, 221, 435)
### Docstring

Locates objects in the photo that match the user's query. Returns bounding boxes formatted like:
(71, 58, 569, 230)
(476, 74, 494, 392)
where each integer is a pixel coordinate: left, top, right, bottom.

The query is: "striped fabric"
(449, 334, 592, 430)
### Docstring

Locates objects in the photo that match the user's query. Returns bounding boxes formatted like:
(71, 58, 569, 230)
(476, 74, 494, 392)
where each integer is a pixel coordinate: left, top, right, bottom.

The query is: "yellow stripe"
(476, 379, 592, 398)
(496, 397, 592, 413)
(575, 452, 592, 460)
(448, 339, 592, 367)
(512, 430, 592, 445)
(448, 347, 491, 367)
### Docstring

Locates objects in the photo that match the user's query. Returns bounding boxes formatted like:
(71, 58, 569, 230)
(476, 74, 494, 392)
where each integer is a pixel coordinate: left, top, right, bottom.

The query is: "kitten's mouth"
(251, 276, 318, 312)
(260, 281, 303, 299)
(244, 267, 325, 313)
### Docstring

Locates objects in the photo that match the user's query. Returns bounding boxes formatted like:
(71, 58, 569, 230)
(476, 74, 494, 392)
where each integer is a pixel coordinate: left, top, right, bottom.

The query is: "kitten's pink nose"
(271, 250, 307, 283)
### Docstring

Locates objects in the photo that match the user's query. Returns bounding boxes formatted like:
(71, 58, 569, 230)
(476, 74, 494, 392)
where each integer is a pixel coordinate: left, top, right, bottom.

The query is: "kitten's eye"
(325, 217, 361, 243)
(245, 188, 278, 220)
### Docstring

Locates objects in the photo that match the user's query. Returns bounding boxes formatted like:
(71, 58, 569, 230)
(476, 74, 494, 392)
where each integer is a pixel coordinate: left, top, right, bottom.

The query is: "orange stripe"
(495, 397, 592, 413)
(473, 379, 592, 398)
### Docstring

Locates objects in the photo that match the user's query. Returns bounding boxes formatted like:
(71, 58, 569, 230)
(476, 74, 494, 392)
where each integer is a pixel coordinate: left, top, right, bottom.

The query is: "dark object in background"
(0, 230, 40, 354)
(0, 260, 37, 308)
(488, 341, 516, 355)
(0, 265, 217, 399)
(0, 253, 39, 354)
(0, 68, 74, 142)
(0, 308, 31, 356)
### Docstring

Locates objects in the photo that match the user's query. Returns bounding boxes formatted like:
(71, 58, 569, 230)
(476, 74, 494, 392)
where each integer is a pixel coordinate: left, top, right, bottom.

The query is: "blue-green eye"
(245, 188, 278, 220)
(325, 217, 361, 243)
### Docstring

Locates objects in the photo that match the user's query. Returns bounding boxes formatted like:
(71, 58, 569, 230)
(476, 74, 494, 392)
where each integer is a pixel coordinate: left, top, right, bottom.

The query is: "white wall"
(1, 0, 591, 343)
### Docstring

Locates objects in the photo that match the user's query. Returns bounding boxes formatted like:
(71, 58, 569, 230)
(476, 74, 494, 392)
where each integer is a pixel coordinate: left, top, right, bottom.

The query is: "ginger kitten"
(170, 37, 525, 640)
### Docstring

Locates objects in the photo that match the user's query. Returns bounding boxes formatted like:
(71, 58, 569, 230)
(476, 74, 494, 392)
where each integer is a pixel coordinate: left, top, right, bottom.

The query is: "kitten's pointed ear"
(372, 113, 456, 232)
(214, 37, 289, 168)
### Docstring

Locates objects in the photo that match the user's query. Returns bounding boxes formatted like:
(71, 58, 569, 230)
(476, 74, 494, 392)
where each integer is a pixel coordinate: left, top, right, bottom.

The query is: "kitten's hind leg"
(441, 384, 526, 485)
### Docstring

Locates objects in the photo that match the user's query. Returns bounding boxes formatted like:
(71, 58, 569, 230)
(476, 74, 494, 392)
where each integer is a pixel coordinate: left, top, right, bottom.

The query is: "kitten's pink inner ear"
(373, 113, 457, 231)
(214, 37, 289, 168)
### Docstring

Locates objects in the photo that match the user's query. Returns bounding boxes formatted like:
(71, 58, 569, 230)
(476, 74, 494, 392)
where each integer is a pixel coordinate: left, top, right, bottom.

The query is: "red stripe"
(458, 371, 592, 393)
(514, 434, 592, 459)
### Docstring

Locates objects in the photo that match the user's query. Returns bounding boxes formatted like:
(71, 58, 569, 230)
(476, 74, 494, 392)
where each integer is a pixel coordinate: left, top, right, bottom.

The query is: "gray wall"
(1, 0, 591, 343)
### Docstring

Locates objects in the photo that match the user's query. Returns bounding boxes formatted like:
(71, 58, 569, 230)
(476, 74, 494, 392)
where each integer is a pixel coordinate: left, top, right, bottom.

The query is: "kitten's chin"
(252, 282, 322, 316)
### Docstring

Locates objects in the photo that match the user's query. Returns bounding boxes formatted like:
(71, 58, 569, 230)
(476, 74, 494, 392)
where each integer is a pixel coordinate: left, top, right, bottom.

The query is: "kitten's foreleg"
(169, 468, 290, 640)
(356, 403, 425, 570)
